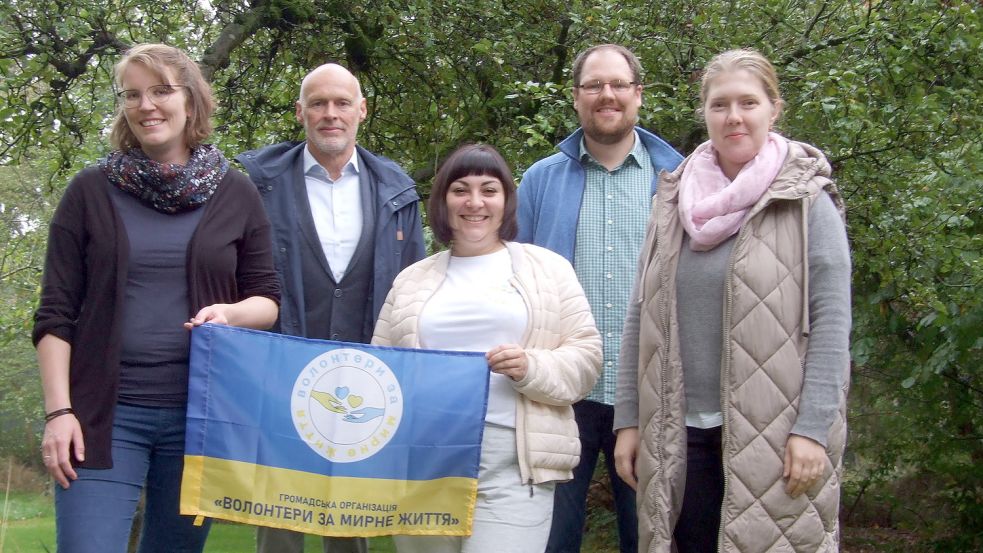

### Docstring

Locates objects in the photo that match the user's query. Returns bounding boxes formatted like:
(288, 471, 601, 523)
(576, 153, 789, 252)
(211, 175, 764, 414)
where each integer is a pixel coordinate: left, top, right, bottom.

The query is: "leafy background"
(1, 0, 981, 549)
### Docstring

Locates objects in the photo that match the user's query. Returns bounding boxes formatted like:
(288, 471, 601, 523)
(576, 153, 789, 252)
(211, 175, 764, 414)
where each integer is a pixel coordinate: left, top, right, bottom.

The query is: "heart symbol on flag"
(335, 386, 349, 399)
(348, 395, 364, 408)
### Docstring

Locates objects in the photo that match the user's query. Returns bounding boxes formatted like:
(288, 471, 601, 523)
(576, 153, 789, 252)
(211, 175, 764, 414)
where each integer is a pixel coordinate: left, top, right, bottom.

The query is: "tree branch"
(779, 28, 868, 66)
(802, 0, 829, 41)
(199, 0, 272, 81)
(550, 17, 572, 84)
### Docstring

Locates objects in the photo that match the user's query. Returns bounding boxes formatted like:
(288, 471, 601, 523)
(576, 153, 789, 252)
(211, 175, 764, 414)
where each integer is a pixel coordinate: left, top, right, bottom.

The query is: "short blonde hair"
(109, 44, 215, 151)
(699, 49, 782, 115)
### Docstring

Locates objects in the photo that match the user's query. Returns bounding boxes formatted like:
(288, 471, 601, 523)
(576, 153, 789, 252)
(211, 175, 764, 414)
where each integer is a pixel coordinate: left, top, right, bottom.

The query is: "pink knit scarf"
(678, 132, 789, 251)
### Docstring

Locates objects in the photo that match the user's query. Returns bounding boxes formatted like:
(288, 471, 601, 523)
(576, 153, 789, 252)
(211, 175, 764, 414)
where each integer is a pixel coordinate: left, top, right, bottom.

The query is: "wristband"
(44, 407, 75, 423)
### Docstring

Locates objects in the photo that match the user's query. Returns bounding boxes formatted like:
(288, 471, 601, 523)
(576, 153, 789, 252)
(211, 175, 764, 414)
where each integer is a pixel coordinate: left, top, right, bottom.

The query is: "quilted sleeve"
(513, 251, 602, 406)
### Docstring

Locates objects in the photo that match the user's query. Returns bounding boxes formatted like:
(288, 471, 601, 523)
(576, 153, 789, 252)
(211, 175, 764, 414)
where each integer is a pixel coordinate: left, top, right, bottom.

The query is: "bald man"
(236, 64, 425, 553)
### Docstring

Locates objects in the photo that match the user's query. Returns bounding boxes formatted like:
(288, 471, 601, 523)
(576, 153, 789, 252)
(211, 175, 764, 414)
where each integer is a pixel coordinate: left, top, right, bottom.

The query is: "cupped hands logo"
(291, 348, 402, 463)
(311, 385, 385, 423)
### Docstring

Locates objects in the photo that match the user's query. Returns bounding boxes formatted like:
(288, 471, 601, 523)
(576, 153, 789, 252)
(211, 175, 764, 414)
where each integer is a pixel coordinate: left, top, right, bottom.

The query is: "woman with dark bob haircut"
(426, 143, 519, 245)
(373, 144, 601, 552)
(34, 43, 280, 553)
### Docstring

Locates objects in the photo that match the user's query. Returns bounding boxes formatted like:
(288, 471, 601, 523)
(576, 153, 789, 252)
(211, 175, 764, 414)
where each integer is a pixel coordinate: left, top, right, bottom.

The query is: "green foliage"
(820, 3, 983, 546)
(0, 491, 396, 552)
(0, 166, 49, 467)
(1, 490, 54, 521)
(1, 0, 981, 545)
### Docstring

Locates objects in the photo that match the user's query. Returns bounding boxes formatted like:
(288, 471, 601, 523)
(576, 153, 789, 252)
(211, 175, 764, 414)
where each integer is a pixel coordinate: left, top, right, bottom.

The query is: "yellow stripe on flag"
(180, 455, 478, 537)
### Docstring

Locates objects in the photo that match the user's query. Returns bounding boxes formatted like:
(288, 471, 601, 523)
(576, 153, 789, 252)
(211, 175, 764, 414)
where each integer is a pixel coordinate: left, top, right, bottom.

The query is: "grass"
(0, 456, 398, 552)
(0, 513, 397, 553)
(0, 488, 397, 553)
(2, 455, 927, 553)
(0, 488, 934, 553)
(204, 524, 397, 553)
(1, 491, 56, 553)
(0, 458, 624, 552)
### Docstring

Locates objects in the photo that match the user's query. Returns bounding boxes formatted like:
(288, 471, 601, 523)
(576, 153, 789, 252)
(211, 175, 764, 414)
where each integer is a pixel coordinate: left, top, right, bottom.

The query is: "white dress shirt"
(303, 148, 363, 282)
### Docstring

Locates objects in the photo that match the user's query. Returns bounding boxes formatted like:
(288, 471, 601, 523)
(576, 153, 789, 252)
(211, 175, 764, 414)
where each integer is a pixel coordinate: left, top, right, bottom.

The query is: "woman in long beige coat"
(613, 49, 851, 553)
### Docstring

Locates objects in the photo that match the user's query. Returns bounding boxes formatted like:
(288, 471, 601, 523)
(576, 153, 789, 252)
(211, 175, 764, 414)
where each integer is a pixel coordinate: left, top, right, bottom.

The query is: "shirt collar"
(578, 130, 643, 169)
(303, 146, 360, 179)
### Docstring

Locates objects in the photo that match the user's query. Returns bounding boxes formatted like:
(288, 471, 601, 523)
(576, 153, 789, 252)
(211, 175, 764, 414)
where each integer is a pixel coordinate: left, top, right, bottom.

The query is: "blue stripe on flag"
(185, 324, 489, 481)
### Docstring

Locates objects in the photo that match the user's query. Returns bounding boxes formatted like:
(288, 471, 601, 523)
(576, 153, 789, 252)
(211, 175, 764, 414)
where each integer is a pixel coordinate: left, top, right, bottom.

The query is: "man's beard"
(308, 134, 349, 157)
(582, 113, 635, 145)
(304, 120, 352, 158)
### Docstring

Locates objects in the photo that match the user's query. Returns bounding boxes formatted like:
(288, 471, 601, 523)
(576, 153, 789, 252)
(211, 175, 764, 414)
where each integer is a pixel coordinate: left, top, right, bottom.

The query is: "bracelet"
(44, 407, 75, 423)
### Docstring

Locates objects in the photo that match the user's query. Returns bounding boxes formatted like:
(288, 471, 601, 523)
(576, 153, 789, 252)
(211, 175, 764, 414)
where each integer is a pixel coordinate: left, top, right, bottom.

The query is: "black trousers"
(674, 425, 724, 553)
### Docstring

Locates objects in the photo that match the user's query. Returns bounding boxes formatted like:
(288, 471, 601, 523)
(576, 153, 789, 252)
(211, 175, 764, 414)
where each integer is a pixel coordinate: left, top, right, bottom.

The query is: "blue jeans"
(55, 402, 211, 553)
(545, 400, 637, 553)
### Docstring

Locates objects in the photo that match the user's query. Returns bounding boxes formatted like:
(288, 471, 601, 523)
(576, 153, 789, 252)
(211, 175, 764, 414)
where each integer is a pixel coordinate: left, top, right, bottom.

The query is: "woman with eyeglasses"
(33, 43, 280, 553)
(613, 49, 851, 552)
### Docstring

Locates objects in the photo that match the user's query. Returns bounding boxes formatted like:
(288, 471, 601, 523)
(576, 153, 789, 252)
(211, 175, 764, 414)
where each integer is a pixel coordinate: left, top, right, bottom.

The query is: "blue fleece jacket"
(516, 127, 683, 261)
(236, 141, 425, 338)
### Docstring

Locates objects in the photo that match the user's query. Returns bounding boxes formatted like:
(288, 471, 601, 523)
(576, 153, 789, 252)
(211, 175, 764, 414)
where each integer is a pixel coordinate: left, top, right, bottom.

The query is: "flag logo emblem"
(291, 348, 403, 463)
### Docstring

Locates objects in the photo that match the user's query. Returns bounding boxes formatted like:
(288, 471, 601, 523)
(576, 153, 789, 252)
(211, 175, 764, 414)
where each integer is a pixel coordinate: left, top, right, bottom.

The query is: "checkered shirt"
(573, 133, 654, 405)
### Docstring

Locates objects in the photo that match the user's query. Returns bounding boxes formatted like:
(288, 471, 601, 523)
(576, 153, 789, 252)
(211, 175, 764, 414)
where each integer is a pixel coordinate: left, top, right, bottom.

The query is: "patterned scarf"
(678, 132, 789, 251)
(100, 144, 229, 214)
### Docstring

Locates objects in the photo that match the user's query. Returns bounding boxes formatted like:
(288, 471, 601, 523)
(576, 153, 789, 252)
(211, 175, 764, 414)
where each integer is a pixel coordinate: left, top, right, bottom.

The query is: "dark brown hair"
(428, 144, 518, 246)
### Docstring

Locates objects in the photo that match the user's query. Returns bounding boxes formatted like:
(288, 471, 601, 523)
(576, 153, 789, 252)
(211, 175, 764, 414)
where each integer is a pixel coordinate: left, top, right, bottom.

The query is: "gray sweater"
(614, 191, 851, 447)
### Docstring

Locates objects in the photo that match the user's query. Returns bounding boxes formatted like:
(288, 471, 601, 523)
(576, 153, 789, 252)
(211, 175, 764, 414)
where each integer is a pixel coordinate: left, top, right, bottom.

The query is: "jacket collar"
(237, 141, 417, 202)
(354, 144, 417, 199)
(557, 126, 667, 163)
(557, 128, 585, 160)
(747, 140, 838, 219)
(236, 140, 304, 181)
(660, 140, 837, 217)
(430, 241, 527, 276)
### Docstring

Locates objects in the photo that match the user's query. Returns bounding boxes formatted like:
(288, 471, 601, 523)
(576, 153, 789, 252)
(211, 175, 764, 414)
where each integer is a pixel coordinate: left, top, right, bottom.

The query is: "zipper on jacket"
(645, 184, 674, 534)
(657, 237, 672, 524)
(506, 245, 534, 485)
(395, 208, 404, 242)
(717, 220, 748, 550)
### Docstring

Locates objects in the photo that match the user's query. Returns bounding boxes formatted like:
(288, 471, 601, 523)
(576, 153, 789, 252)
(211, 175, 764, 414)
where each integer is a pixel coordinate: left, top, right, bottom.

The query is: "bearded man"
(516, 44, 682, 553)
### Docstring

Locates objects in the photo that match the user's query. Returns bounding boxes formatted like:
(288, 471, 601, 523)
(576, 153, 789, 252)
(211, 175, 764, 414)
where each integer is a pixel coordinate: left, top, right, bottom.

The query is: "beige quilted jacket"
(372, 241, 602, 484)
(635, 141, 849, 552)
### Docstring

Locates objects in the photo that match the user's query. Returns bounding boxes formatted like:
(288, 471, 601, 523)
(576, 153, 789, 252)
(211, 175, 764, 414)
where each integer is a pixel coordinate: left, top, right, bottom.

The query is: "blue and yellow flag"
(179, 324, 488, 537)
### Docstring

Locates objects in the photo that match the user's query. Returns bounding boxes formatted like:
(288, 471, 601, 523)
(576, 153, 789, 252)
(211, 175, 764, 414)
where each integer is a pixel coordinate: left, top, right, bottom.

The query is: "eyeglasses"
(116, 85, 185, 108)
(574, 80, 639, 95)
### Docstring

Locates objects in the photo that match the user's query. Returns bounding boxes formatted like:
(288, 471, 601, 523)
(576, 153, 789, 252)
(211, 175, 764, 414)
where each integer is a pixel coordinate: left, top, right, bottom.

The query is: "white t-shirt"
(419, 248, 528, 427)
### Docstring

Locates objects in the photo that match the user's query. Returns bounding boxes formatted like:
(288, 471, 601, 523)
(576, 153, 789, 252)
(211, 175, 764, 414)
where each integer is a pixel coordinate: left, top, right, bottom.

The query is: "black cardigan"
(33, 165, 281, 468)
